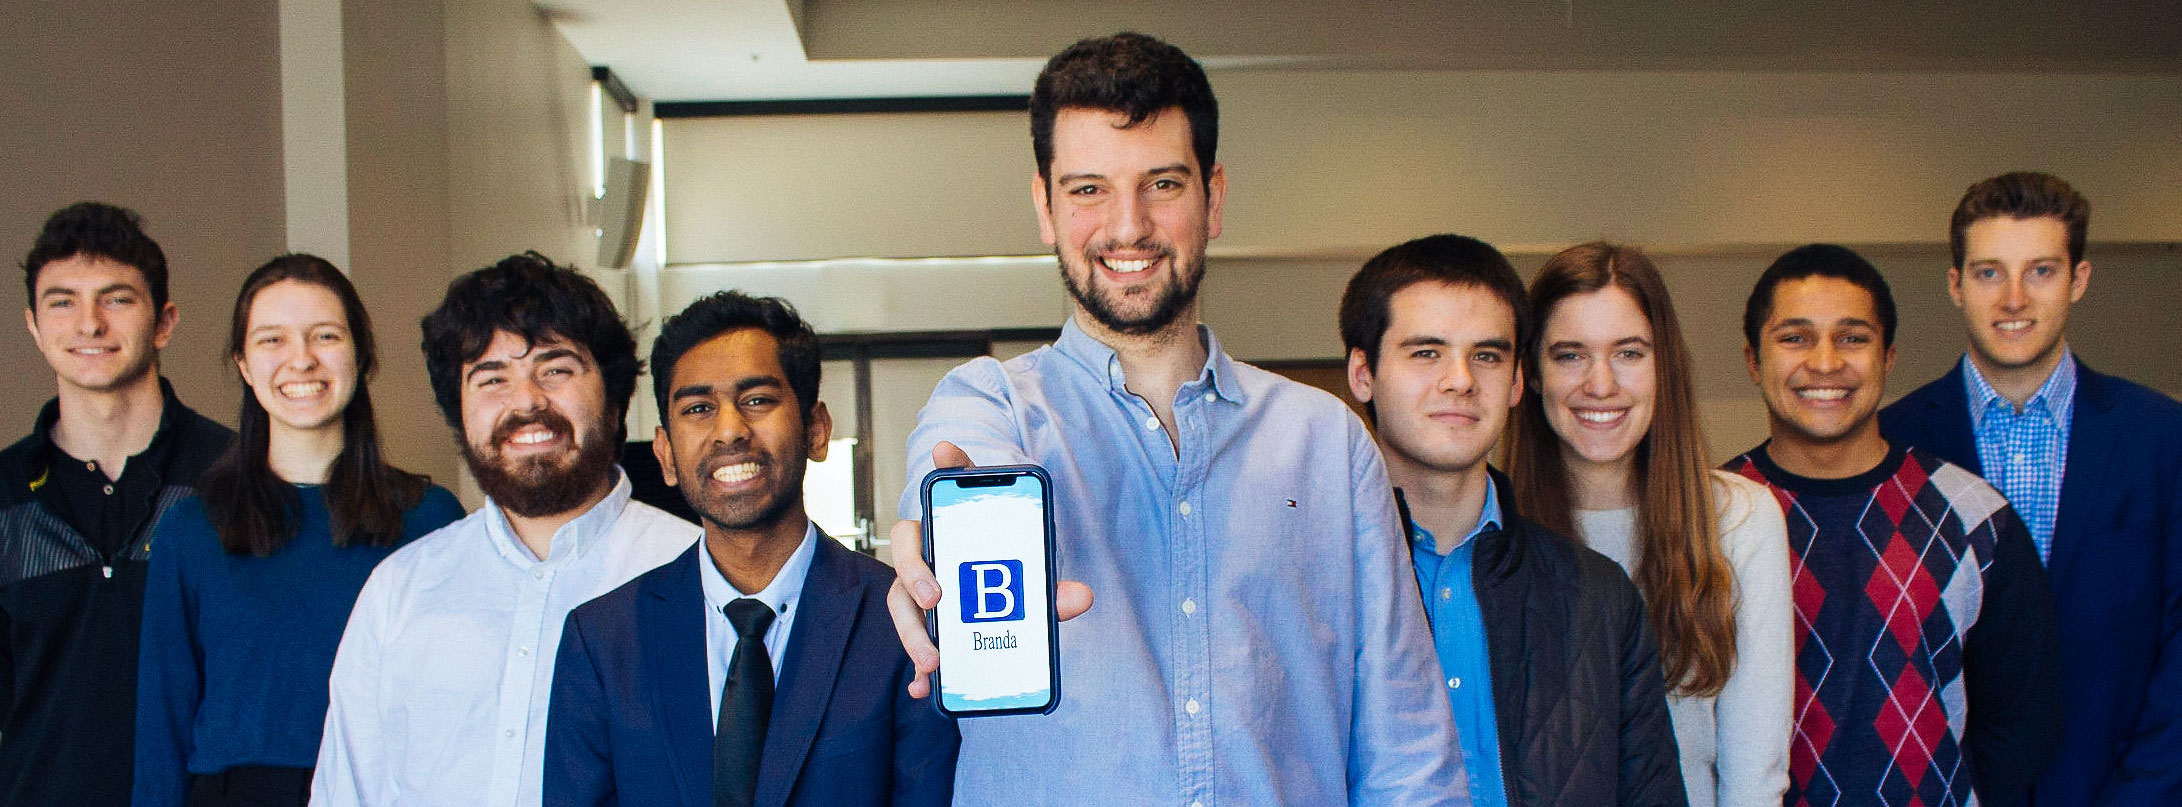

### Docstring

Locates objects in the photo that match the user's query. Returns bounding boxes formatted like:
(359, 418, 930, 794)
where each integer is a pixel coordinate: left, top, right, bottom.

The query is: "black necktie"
(715, 597, 775, 807)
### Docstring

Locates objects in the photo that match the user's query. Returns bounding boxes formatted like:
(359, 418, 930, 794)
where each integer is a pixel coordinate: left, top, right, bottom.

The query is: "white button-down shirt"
(700, 522, 818, 715)
(311, 472, 698, 807)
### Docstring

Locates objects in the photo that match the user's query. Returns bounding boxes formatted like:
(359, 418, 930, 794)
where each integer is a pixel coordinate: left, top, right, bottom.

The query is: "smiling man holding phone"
(885, 32, 1466, 806)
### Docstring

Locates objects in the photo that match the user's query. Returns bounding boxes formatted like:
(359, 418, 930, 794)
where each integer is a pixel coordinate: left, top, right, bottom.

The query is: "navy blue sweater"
(132, 483, 464, 806)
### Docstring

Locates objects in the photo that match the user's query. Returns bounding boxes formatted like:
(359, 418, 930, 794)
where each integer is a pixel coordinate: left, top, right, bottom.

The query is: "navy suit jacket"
(1882, 359, 2182, 806)
(544, 535, 959, 807)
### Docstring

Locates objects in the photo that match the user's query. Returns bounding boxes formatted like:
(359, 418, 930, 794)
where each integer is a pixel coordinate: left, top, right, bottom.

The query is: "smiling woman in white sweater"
(1507, 243, 1794, 807)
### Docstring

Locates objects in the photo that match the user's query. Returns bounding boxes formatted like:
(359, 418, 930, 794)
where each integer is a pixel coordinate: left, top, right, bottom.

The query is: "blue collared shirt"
(901, 318, 1469, 807)
(1963, 349, 2077, 563)
(1407, 478, 1509, 807)
(700, 522, 819, 707)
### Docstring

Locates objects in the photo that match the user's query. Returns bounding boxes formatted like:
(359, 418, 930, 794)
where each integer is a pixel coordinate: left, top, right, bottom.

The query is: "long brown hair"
(198, 254, 427, 556)
(1507, 242, 1739, 697)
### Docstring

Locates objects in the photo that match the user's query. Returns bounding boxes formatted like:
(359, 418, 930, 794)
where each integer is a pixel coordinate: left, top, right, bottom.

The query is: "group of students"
(0, 28, 2171, 807)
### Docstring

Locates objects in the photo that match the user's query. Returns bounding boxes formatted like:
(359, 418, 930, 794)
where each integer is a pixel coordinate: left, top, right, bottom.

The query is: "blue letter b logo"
(959, 560, 1025, 623)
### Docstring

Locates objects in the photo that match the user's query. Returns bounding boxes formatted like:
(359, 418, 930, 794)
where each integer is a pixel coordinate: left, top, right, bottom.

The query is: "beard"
(685, 442, 808, 533)
(462, 407, 619, 519)
(1058, 239, 1204, 336)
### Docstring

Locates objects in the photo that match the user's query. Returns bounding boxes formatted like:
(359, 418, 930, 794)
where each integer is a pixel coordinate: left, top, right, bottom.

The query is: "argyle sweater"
(1725, 443, 2060, 807)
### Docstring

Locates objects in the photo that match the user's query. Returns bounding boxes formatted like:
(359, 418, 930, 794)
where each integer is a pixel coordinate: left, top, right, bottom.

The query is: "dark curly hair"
(1031, 32, 1218, 188)
(22, 202, 169, 309)
(1742, 243, 1897, 350)
(420, 252, 640, 438)
(650, 291, 821, 423)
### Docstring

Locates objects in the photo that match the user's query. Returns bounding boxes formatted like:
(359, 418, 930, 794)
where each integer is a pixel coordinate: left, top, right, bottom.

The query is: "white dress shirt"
(310, 472, 698, 807)
(699, 521, 818, 715)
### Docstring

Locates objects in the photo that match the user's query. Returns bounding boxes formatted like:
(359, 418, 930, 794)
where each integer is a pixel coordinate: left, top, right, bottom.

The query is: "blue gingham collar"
(1963, 346, 2078, 430)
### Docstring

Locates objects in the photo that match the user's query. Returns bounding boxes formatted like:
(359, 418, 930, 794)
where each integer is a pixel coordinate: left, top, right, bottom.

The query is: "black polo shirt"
(34, 411, 181, 562)
(0, 379, 233, 806)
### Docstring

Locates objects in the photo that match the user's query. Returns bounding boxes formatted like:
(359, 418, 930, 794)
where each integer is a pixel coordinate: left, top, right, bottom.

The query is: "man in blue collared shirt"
(1339, 235, 1687, 807)
(1882, 172, 2182, 805)
(884, 32, 1468, 806)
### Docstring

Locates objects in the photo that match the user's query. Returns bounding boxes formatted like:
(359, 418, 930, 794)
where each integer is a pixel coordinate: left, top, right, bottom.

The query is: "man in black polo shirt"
(0, 203, 231, 805)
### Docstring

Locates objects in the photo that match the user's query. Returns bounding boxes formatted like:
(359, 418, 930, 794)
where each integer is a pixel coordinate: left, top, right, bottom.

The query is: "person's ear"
(805, 401, 833, 462)
(1203, 162, 1227, 240)
(152, 301, 178, 351)
(2069, 260, 2092, 304)
(1947, 266, 1965, 309)
(1744, 344, 1762, 386)
(1345, 347, 1376, 405)
(652, 426, 678, 488)
(1031, 173, 1057, 247)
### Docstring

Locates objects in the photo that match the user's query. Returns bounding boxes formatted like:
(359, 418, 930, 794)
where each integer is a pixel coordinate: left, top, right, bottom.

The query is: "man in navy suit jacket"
(1881, 172, 2182, 805)
(545, 292, 958, 807)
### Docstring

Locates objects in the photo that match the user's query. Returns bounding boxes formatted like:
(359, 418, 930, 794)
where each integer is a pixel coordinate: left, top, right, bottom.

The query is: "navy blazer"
(544, 534, 959, 807)
(1882, 359, 2182, 805)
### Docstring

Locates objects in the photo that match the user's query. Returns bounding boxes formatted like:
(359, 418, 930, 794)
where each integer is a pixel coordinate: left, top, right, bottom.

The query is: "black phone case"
(919, 463, 1062, 718)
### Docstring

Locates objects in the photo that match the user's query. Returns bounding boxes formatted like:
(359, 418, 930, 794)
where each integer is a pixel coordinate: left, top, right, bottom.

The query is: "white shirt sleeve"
(1708, 471, 1796, 807)
(311, 562, 398, 807)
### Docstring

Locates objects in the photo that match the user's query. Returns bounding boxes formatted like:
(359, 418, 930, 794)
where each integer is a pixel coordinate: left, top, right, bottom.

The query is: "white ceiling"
(544, 0, 2182, 102)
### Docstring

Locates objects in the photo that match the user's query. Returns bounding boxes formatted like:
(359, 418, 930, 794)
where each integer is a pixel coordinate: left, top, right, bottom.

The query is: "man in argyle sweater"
(1726, 244, 2061, 807)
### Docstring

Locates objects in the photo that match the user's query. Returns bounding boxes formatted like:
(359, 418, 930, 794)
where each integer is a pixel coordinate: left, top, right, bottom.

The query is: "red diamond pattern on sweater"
(1867, 535, 1941, 654)
(1791, 675, 1833, 789)
(1874, 665, 1944, 792)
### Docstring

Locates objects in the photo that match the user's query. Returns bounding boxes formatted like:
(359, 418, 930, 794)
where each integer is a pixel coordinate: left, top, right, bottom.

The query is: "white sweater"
(1575, 470, 1794, 807)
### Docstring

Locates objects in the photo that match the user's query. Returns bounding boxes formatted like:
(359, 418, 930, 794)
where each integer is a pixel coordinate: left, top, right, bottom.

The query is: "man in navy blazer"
(545, 291, 958, 807)
(1881, 172, 2182, 805)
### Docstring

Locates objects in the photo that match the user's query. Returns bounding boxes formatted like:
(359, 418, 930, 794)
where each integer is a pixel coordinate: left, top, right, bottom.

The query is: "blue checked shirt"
(1408, 479, 1509, 807)
(1963, 349, 2077, 563)
(901, 317, 1469, 807)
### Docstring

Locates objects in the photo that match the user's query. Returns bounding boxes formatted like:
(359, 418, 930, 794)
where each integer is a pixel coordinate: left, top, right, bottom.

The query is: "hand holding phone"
(886, 442, 1092, 701)
(919, 464, 1061, 717)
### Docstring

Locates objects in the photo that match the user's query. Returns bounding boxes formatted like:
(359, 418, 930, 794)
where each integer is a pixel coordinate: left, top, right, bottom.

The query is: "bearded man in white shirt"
(311, 252, 698, 806)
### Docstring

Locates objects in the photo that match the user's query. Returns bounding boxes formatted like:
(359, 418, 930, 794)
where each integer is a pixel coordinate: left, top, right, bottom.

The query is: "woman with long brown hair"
(132, 255, 464, 806)
(1508, 243, 1793, 807)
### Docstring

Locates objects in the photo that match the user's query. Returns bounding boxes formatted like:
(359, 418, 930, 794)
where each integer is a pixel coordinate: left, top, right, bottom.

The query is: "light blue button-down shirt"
(700, 522, 818, 708)
(902, 318, 1468, 807)
(1407, 478, 1509, 807)
(1963, 349, 2076, 563)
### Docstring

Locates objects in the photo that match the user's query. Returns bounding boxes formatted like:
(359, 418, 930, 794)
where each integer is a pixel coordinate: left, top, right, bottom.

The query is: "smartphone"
(920, 464, 1061, 718)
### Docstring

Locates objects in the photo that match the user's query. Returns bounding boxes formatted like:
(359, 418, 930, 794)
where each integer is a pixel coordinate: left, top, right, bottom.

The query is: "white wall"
(661, 69, 2182, 264)
(0, 0, 287, 430)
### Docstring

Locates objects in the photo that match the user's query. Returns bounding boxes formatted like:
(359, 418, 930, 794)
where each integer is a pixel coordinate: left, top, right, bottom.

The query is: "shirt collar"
(700, 521, 819, 617)
(1407, 475, 1503, 553)
(26, 377, 188, 483)
(1052, 316, 1246, 405)
(482, 467, 633, 565)
(1963, 346, 2078, 429)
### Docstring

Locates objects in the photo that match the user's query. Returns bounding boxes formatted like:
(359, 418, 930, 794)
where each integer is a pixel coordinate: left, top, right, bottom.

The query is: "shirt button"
(532, 569, 546, 580)
(1448, 677, 1461, 689)
(85, 461, 96, 471)
(517, 646, 531, 657)
(1439, 587, 1452, 601)
(1177, 501, 1192, 517)
(102, 484, 114, 495)
(1201, 392, 1215, 403)
(1184, 698, 1200, 715)
(1181, 598, 1197, 615)
(1143, 415, 1160, 431)
(503, 729, 516, 739)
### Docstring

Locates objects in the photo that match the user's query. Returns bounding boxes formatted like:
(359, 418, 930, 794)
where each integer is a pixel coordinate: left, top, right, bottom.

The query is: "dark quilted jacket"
(1404, 468, 1690, 807)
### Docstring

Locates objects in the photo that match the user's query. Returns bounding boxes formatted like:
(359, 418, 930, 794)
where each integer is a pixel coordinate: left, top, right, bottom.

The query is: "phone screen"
(925, 468, 1057, 716)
